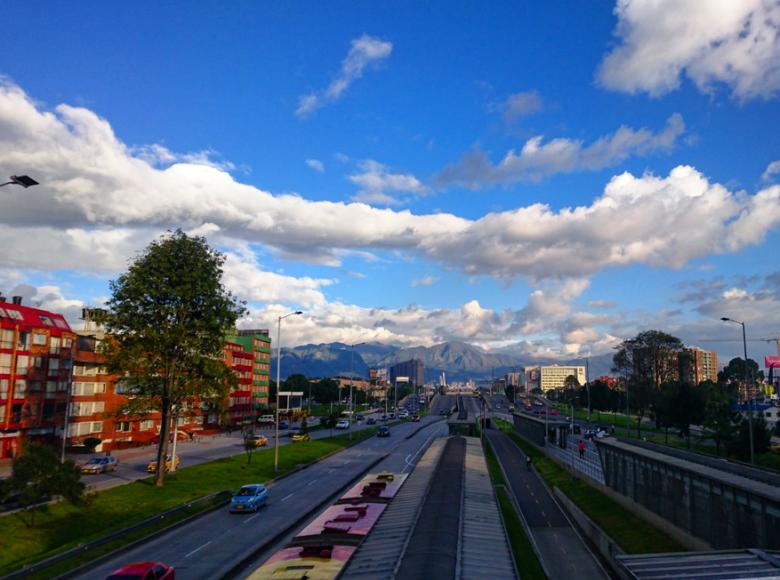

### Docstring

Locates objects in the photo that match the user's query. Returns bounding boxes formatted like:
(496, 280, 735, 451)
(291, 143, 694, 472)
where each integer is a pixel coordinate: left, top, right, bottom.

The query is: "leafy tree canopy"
(4, 444, 85, 527)
(99, 230, 246, 485)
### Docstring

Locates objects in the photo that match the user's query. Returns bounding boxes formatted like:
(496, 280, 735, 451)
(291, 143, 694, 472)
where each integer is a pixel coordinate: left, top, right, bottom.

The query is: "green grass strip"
(494, 419, 683, 554)
(0, 429, 376, 576)
(483, 438, 546, 579)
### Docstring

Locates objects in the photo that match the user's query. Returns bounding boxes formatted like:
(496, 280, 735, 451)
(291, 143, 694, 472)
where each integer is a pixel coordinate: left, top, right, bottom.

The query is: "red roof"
(0, 302, 72, 332)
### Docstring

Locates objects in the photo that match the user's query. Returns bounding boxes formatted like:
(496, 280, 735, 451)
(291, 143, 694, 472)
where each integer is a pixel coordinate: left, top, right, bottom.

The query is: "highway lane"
(75, 411, 388, 492)
(78, 415, 448, 580)
(237, 419, 451, 577)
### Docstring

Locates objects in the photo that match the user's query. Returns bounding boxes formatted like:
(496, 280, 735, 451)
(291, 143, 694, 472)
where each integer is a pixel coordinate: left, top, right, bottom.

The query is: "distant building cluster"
(388, 358, 424, 388)
(0, 296, 272, 459)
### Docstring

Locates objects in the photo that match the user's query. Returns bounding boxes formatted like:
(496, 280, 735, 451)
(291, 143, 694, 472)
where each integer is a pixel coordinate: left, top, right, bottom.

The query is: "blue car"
(229, 484, 269, 513)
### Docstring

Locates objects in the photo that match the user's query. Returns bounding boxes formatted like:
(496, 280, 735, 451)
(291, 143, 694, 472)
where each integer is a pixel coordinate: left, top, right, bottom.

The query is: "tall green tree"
(3, 444, 85, 527)
(100, 230, 246, 486)
(699, 380, 737, 456)
(729, 414, 772, 459)
(613, 330, 684, 437)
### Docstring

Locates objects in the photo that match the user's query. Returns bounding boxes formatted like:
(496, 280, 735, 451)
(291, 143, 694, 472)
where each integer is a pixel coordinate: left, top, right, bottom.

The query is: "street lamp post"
(0, 175, 38, 188)
(274, 310, 303, 474)
(585, 357, 591, 423)
(721, 317, 755, 464)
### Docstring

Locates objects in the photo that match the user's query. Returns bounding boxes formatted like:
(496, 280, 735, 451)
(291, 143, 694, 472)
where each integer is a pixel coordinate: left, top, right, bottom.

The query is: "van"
(258, 415, 275, 424)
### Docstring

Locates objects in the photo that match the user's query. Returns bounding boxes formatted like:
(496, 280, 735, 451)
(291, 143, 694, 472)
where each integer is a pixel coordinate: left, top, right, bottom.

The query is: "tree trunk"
(155, 397, 172, 487)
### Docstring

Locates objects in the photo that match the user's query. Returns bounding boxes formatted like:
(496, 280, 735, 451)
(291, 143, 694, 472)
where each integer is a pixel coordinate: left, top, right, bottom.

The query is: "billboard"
(765, 356, 780, 368)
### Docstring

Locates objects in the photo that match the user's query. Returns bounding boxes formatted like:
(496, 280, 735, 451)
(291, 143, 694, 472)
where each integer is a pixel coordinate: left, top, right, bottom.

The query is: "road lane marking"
(306, 479, 318, 487)
(185, 541, 211, 558)
(243, 512, 263, 524)
(281, 493, 295, 502)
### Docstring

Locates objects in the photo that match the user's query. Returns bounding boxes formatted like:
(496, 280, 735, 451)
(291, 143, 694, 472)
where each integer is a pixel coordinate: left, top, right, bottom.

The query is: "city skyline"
(2, 2, 780, 365)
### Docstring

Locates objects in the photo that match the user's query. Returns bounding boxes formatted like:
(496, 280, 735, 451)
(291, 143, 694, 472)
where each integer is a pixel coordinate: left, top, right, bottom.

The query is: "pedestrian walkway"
(485, 428, 607, 580)
(546, 434, 606, 484)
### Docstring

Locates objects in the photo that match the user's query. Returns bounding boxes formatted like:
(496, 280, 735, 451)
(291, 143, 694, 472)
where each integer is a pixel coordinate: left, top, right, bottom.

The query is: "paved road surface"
(485, 428, 606, 580)
(43, 411, 389, 493)
(78, 416, 448, 580)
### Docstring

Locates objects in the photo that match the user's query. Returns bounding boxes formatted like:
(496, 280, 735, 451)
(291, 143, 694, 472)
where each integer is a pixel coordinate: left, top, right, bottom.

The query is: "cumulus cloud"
(296, 34, 392, 117)
(598, 0, 780, 100)
(348, 159, 428, 205)
(305, 158, 325, 173)
(3, 82, 780, 285)
(436, 113, 684, 188)
(492, 91, 544, 124)
(763, 160, 780, 182)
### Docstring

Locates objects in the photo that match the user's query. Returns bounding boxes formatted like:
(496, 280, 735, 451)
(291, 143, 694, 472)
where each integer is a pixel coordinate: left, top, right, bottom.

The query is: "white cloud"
(598, 0, 780, 100)
(494, 91, 543, 123)
(436, 114, 684, 188)
(3, 82, 780, 286)
(410, 275, 439, 288)
(305, 158, 325, 173)
(348, 159, 428, 205)
(296, 34, 392, 117)
(763, 160, 780, 182)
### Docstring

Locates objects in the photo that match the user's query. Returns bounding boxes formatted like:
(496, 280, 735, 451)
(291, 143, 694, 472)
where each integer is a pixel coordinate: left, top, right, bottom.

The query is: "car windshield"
(238, 486, 257, 496)
(86, 458, 103, 464)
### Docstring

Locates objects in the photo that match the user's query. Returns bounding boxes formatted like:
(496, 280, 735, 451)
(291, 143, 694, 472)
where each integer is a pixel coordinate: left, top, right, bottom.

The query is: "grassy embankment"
(494, 419, 684, 555)
(0, 429, 377, 577)
(482, 438, 546, 579)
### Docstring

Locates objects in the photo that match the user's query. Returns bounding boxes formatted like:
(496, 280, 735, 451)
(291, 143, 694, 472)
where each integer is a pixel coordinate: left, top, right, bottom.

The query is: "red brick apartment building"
(223, 341, 254, 426)
(0, 298, 76, 460)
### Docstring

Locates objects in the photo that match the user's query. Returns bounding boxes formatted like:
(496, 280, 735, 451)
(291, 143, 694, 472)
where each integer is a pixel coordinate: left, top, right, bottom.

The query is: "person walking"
(578, 439, 585, 459)
(525, 455, 532, 471)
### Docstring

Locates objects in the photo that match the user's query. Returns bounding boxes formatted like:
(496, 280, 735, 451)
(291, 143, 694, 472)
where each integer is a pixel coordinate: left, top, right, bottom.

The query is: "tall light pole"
(0, 175, 38, 188)
(585, 357, 591, 423)
(274, 310, 303, 474)
(721, 317, 755, 464)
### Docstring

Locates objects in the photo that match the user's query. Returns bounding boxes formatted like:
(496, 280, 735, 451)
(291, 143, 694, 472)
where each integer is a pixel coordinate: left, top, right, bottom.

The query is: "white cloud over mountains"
(2, 82, 780, 286)
(296, 34, 393, 117)
(598, 0, 780, 100)
(436, 113, 685, 188)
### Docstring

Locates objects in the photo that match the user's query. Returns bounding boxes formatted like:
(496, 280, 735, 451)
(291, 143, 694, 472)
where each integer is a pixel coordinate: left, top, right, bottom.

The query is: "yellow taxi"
(147, 454, 181, 473)
(246, 435, 269, 447)
(291, 432, 311, 443)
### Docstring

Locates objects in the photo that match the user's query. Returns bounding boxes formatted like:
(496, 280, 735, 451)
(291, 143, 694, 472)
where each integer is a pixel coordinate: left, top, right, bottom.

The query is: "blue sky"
(2, 1, 780, 364)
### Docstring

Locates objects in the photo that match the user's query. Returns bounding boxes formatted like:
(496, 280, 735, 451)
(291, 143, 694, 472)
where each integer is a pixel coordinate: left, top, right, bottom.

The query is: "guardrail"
(3, 490, 232, 579)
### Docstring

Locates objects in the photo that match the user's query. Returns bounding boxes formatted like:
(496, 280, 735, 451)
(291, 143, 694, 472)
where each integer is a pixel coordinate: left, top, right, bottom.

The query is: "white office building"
(525, 365, 586, 392)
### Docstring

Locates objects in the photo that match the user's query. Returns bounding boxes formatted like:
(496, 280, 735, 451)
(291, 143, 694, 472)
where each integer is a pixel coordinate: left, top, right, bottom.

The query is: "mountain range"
(272, 340, 615, 383)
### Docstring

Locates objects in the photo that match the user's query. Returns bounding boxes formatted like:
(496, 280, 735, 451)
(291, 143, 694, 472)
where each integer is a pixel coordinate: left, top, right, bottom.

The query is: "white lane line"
(327, 469, 334, 474)
(403, 430, 437, 473)
(281, 492, 295, 502)
(306, 479, 318, 487)
(243, 512, 263, 524)
(185, 541, 211, 558)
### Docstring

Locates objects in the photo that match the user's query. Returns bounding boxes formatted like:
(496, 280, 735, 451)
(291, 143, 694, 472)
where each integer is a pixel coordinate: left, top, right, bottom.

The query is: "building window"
(0, 329, 13, 349)
(5, 309, 23, 321)
(15, 355, 29, 376)
(43, 401, 54, 420)
(32, 333, 47, 346)
(0, 353, 11, 373)
(139, 419, 154, 430)
(116, 421, 132, 432)
(46, 381, 57, 396)
(33, 356, 45, 369)
(13, 380, 26, 398)
(0, 404, 5, 422)
(11, 403, 22, 423)
(48, 359, 60, 375)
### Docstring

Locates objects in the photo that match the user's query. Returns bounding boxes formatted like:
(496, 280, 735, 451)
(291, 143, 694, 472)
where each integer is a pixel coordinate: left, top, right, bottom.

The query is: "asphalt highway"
(74, 410, 391, 492)
(78, 413, 449, 580)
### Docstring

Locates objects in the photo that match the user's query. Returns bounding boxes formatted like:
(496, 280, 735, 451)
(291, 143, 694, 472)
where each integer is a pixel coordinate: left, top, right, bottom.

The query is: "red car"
(106, 562, 175, 579)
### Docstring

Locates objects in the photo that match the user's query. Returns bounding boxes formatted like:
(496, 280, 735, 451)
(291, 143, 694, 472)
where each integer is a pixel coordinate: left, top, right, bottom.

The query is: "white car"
(398, 410, 409, 419)
(335, 419, 350, 429)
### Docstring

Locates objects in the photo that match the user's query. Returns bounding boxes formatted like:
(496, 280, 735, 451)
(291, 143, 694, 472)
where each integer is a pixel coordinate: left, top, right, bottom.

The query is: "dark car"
(356, 414, 365, 422)
(366, 417, 377, 425)
(439, 410, 448, 415)
(377, 426, 390, 437)
(411, 415, 420, 422)
(278, 420, 289, 430)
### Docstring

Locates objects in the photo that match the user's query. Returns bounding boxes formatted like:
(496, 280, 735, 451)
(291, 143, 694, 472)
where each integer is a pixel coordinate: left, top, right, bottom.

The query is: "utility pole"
(585, 357, 591, 423)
